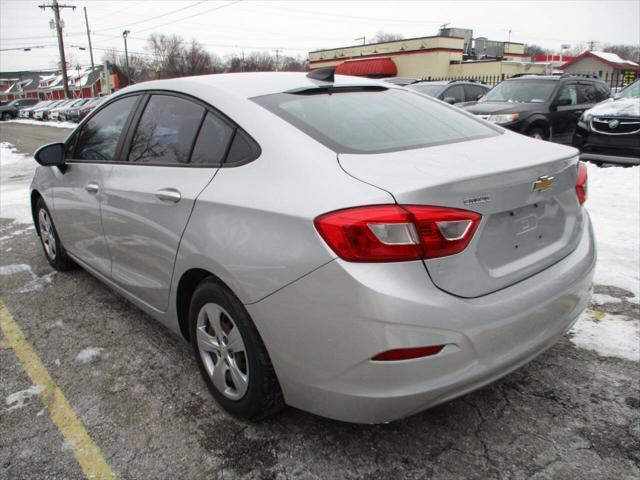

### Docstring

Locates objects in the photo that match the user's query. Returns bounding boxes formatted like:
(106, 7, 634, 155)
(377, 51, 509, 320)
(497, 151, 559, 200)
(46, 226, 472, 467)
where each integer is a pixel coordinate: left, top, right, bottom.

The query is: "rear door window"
(464, 84, 488, 102)
(73, 96, 138, 161)
(557, 83, 578, 105)
(190, 113, 234, 166)
(253, 88, 498, 154)
(128, 95, 204, 165)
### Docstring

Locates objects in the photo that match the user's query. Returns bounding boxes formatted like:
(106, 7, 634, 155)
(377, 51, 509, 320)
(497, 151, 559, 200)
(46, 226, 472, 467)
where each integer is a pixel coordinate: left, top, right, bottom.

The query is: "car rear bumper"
(248, 212, 596, 423)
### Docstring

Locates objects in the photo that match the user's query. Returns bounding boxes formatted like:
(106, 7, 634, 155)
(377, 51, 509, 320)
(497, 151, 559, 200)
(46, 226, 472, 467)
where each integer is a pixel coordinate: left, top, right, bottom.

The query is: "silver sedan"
(30, 70, 595, 423)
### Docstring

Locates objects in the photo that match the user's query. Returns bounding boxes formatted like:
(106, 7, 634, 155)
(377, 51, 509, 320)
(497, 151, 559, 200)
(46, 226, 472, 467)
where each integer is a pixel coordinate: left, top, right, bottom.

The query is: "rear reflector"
(314, 205, 481, 262)
(372, 345, 445, 361)
(576, 161, 588, 205)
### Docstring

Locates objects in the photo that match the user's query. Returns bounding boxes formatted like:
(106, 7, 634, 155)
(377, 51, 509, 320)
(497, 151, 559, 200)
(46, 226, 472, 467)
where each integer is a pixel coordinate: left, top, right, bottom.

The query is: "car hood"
(463, 102, 544, 115)
(587, 98, 640, 118)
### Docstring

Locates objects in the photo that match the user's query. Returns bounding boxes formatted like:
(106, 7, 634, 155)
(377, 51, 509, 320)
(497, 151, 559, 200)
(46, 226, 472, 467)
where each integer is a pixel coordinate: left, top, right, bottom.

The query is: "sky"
(0, 0, 639, 72)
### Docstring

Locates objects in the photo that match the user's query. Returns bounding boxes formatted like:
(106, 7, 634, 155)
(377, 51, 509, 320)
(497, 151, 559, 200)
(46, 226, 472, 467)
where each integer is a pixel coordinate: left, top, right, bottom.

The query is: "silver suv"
(31, 71, 595, 423)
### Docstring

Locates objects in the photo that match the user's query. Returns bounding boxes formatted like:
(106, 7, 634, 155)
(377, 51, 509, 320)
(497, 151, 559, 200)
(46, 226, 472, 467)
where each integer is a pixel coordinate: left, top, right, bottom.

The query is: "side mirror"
(555, 98, 573, 107)
(613, 92, 622, 100)
(443, 97, 456, 105)
(476, 94, 484, 100)
(34, 142, 65, 168)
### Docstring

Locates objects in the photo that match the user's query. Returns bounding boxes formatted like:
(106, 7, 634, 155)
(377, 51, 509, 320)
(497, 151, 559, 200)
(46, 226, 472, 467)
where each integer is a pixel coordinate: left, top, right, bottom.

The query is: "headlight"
(580, 111, 593, 123)
(487, 113, 520, 124)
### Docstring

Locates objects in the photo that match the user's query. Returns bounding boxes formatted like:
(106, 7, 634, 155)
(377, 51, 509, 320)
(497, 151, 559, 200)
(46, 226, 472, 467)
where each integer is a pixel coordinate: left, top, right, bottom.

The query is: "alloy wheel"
(196, 303, 249, 400)
(38, 209, 57, 260)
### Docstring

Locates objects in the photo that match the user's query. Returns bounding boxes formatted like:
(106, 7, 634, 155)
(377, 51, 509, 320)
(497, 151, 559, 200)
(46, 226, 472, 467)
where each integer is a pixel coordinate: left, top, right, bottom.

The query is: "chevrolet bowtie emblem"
(532, 175, 554, 192)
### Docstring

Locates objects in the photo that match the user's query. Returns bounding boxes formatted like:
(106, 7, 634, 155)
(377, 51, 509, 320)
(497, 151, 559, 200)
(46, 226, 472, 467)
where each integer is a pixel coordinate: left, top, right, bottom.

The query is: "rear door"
(100, 93, 235, 311)
(550, 82, 582, 143)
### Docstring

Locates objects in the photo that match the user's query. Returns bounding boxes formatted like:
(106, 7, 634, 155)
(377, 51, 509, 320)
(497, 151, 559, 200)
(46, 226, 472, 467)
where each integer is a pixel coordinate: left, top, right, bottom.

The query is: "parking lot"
(1, 122, 639, 479)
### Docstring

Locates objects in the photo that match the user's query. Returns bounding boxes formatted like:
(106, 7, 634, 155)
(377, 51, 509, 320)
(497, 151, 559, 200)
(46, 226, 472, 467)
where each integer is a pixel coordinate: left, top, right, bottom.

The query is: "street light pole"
(122, 30, 130, 83)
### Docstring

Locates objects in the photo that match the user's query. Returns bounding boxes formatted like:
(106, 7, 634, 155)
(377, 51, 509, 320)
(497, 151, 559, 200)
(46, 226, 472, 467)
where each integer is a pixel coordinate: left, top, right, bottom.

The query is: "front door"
(100, 94, 234, 311)
(52, 95, 139, 275)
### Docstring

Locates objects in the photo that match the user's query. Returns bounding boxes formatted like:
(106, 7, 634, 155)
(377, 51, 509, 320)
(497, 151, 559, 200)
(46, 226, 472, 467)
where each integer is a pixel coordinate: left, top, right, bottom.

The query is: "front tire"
(1, 112, 11, 121)
(189, 278, 284, 420)
(527, 127, 547, 140)
(35, 198, 75, 271)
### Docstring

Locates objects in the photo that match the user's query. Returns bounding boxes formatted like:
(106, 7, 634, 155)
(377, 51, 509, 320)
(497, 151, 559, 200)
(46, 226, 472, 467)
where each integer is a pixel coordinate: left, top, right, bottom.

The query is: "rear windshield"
(407, 83, 446, 97)
(253, 88, 499, 154)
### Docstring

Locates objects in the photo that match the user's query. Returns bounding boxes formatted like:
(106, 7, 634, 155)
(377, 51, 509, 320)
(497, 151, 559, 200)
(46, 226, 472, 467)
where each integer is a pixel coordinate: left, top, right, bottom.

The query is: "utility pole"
(83, 7, 94, 74)
(39, 0, 75, 99)
(273, 48, 281, 72)
(588, 40, 597, 51)
(122, 30, 131, 83)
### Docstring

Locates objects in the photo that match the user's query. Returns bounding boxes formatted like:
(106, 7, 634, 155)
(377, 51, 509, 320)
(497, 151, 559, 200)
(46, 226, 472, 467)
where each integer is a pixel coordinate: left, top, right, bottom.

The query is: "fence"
(418, 70, 638, 91)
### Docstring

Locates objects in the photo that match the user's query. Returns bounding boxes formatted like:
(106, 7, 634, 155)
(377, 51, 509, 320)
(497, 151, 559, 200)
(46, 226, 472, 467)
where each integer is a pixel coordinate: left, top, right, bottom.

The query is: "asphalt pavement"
(1, 122, 639, 479)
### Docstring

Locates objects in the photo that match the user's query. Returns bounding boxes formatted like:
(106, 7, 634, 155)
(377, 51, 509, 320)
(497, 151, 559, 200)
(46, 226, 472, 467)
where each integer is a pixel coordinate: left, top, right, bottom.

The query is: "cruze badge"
(532, 175, 554, 192)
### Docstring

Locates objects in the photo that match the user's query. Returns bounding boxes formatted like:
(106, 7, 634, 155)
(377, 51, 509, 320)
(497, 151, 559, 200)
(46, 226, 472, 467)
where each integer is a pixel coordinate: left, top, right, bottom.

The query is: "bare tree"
(524, 44, 549, 57)
(177, 39, 215, 76)
(370, 31, 404, 44)
(147, 33, 185, 78)
(280, 55, 307, 72)
(102, 48, 152, 83)
(242, 52, 275, 72)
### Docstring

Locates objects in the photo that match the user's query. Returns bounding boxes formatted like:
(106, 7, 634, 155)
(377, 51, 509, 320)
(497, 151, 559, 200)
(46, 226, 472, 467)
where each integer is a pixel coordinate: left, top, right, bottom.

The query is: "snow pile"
(570, 310, 639, 362)
(8, 119, 76, 129)
(586, 162, 640, 301)
(0, 142, 37, 224)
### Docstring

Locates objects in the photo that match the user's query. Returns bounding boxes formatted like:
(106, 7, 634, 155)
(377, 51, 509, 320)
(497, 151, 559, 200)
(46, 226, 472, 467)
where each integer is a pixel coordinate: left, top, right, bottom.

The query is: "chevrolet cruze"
(30, 70, 595, 423)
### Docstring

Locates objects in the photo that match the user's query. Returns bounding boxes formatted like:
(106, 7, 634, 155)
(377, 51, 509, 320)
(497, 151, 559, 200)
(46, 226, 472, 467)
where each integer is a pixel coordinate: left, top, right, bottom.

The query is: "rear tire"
(527, 127, 547, 140)
(189, 278, 284, 420)
(1, 112, 11, 121)
(35, 198, 76, 271)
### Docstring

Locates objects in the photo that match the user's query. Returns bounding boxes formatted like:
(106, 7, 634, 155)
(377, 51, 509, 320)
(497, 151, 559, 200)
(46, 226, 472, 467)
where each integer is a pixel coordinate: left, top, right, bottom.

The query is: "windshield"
(480, 80, 556, 103)
(407, 83, 445, 97)
(253, 88, 499, 154)
(619, 81, 640, 99)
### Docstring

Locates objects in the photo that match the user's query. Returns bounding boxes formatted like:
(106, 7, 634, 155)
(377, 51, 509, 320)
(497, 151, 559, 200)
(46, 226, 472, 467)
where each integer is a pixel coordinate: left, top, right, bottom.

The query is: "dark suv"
(0, 98, 40, 120)
(464, 75, 610, 143)
(407, 80, 491, 106)
(573, 79, 639, 165)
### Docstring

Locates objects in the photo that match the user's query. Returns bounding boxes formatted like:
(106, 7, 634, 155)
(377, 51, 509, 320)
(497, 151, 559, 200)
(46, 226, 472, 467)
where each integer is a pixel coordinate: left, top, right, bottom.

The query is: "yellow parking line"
(0, 299, 116, 480)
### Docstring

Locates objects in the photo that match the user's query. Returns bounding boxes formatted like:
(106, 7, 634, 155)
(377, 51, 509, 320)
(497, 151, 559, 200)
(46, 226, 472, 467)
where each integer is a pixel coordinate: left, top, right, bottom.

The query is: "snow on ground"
(7, 119, 76, 129)
(0, 142, 38, 224)
(75, 347, 104, 363)
(570, 310, 639, 362)
(5, 385, 45, 412)
(585, 162, 640, 301)
(0, 141, 638, 361)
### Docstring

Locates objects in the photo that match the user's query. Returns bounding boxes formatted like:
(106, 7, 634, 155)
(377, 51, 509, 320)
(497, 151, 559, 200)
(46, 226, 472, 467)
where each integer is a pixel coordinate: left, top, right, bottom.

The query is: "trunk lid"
(338, 131, 584, 297)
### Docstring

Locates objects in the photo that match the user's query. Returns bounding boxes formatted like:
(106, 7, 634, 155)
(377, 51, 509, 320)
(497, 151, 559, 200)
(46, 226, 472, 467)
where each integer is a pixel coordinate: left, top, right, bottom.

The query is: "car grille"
(591, 117, 640, 135)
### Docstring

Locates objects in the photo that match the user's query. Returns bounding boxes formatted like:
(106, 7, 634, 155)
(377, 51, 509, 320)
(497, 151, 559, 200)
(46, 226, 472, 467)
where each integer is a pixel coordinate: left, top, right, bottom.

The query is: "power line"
(92, 0, 208, 33)
(134, 0, 243, 34)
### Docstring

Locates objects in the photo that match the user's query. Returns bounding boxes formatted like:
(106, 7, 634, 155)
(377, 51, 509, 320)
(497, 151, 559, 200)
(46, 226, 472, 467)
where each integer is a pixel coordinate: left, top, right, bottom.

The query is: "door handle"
(155, 188, 181, 203)
(85, 182, 99, 194)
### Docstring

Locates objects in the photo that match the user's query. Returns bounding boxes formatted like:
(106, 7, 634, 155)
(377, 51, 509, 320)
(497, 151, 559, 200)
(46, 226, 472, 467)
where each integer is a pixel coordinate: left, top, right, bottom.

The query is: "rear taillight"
(576, 161, 588, 205)
(314, 205, 481, 262)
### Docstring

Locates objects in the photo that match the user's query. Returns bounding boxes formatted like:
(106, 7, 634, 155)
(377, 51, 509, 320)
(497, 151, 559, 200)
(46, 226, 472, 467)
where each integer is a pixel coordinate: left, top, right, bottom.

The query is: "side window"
(465, 85, 487, 102)
(557, 83, 578, 105)
(578, 83, 599, 104)
(190, 113, 234, 165)
(595, 83, 610, 101)
(443, 85, 465, 103)
(226, 129, 260, 165)
(128, 95, 204, 164)
(74, 96, 137, 161)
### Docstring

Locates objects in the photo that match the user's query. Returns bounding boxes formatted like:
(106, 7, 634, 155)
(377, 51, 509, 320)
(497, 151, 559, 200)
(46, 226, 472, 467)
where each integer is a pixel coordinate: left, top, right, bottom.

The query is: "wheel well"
(30, 190, 43, 235)
(526, 120, 550, 139)
(176, 268, 217, 342)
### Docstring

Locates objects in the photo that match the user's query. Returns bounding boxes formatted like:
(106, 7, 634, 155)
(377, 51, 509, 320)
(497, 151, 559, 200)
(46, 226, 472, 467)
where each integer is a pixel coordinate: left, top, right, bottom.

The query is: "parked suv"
(408, 80, 491, 106)
(464, 75, 610, 143)
(573, 79, 640, 165)
(0, 98, 40, 120)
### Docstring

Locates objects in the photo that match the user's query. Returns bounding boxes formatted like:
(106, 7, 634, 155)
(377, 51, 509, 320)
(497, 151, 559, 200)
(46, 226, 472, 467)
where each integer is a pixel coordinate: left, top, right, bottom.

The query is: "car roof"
(118, 72, 397, 100)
